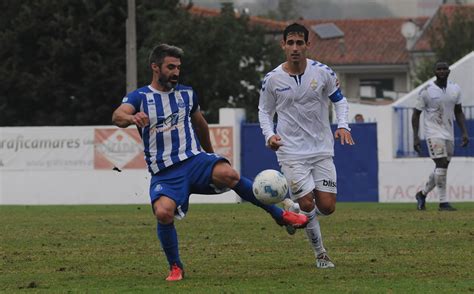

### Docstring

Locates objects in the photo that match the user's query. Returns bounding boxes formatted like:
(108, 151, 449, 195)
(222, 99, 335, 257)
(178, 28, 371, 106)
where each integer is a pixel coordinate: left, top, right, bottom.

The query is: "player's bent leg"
(297, 193, 334, 268)
(153, 197, 184, 281)
(211, 162, 308, 228)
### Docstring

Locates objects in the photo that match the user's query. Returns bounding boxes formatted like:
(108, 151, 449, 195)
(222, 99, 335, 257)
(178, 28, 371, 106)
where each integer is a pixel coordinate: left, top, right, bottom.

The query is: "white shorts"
(280, 156, 337, 200)
(426, 138, 454, 160)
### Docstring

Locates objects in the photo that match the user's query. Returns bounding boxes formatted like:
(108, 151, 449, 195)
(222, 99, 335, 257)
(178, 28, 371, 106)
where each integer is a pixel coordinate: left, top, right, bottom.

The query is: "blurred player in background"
(258, 23, 354, 269)
(112, 44, 308, 281)
(412, 60, 469, 211)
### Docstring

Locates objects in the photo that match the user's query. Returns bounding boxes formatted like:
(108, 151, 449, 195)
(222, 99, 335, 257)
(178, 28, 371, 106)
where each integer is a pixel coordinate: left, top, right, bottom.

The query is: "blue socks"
(157, 222, 183, 269)
(232, 177, 284, 221)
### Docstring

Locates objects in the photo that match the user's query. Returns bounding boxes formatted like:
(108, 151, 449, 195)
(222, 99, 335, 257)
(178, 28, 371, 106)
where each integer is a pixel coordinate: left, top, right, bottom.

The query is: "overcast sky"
(187, 0, 473, 19)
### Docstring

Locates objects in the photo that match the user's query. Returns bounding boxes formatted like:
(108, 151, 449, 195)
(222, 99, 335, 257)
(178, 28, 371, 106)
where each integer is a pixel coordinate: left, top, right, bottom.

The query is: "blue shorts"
(149, 152, 228, 218)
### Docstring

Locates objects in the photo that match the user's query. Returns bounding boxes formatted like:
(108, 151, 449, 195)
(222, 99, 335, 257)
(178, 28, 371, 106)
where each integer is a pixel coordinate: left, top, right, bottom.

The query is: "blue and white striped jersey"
(122, 84, 203, 174)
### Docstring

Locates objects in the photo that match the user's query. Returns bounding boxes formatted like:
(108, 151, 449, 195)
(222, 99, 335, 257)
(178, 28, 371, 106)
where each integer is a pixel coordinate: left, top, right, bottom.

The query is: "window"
(360, 79, 394, 98)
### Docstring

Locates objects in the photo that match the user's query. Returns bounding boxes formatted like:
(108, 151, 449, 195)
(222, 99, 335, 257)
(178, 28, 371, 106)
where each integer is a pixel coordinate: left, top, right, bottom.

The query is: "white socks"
(285, 199, 326, 256)
(422, 171, 436, 196)
(302, 208, 325, 256)
(434, 168, 447, 203)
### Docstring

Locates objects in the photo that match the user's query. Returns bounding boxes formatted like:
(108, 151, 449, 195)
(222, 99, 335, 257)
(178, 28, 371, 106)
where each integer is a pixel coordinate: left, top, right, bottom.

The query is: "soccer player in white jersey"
(112, 44, 308, 281)
(412, 61, 469, 211)
(258, 23, 354, 269)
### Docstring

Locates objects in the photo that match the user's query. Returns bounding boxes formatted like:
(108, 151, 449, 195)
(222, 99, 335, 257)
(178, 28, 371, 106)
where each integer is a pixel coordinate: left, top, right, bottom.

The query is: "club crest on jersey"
(175, 91, 186, 108)
(310, 79, 318, 90)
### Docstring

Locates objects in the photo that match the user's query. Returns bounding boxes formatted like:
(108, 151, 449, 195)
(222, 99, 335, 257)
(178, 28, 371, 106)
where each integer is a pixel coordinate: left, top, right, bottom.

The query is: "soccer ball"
(252, 169, 288, 205)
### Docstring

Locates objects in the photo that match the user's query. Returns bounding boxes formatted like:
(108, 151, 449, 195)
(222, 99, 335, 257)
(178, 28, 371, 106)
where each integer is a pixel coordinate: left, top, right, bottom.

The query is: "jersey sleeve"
(454, 84, 462, 105)
(415, 87, 427, 111)
(258, 74, 277, 145)
(190, 89, 200, 114)
(121, 91, 141, 113)
(323, 66, 342, 102)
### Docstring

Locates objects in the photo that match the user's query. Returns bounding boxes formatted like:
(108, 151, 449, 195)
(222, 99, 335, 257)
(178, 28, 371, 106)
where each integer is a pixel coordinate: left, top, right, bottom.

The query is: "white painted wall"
(0, 109, 246, 205)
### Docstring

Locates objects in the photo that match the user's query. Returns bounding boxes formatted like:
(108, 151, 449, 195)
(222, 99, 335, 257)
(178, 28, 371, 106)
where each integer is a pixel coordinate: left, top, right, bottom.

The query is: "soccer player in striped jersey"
(112, 44, 308, 281)
(258, 23, 355, 269)
(412, 61, 469, 211)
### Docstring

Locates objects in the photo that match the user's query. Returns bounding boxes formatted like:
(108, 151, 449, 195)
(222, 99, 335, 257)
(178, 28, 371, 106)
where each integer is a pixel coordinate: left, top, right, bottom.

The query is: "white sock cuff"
(302, 207, 317, 221)
(435, 168, 447, 176)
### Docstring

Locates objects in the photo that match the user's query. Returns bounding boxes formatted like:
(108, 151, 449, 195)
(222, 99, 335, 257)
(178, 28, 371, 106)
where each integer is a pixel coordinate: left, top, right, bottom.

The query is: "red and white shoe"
(166, 263, 184, 281)
(278, 210, 309, 228)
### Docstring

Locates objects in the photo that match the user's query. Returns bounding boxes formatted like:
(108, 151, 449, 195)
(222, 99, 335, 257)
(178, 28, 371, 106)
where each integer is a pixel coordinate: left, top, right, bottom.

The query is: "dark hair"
(149, 44, 184, 66)
(283, 23, 309, 42)
(434, 60, 449, 70)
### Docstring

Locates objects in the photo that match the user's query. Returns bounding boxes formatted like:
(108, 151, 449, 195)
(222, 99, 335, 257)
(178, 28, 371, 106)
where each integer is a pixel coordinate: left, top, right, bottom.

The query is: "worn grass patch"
(1, 203, 473, 293)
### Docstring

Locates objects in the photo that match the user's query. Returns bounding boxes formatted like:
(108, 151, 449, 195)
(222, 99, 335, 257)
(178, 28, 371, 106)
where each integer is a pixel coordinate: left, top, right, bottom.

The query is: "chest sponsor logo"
(276, 86, 291, 92)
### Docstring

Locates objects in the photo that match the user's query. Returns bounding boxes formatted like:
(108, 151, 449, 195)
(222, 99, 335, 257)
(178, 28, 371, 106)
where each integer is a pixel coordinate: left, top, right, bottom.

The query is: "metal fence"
(394, 106, 474, 157)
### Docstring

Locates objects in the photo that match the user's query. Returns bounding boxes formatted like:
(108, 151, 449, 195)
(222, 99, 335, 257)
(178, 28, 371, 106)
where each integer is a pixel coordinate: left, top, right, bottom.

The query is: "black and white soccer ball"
(252, 169, 288, 205)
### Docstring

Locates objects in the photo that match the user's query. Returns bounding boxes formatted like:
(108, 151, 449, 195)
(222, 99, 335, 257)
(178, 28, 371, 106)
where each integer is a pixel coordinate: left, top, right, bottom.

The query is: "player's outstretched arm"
(412, 109, 422, 155)
(112, 104, 149, 128)
(191, 110, 214, 153)
(454, 104, 469, 147)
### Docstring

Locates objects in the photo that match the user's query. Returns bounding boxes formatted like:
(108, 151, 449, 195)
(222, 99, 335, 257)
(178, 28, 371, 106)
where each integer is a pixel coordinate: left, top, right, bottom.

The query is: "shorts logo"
(155, 184, 163, 192)
(323, 179, 337, 188)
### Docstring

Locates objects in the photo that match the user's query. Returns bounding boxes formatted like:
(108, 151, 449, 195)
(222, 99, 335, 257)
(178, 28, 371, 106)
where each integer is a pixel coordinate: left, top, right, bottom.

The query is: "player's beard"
(158, 75, 178, 91)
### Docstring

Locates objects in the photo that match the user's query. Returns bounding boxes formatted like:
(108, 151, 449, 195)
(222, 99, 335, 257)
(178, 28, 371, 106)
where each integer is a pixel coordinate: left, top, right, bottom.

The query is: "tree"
(0, 0, 127, 126)
(0, 0, 281, 125)
(137, 2, 281, 122)
(414, 8, 474, 85)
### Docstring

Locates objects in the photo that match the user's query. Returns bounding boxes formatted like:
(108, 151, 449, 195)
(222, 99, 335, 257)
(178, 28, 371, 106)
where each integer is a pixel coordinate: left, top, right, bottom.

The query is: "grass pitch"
(1, 202, 473, 293)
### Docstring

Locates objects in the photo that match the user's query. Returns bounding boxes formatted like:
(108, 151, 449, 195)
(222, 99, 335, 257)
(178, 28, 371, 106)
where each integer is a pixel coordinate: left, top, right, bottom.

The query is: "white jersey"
(415, 81, 462, 141)
(258, 59, 344, 161)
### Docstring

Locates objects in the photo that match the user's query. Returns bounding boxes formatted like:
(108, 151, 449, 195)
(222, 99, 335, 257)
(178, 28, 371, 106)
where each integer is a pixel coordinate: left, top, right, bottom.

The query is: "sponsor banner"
(0, 127, 94, 170)
(209, 126, 233, 166)
(94, 126, 234, 169)
(94, 128, 146, 170)
(0, 126, 234, 171)
(379, 160, 474, 202)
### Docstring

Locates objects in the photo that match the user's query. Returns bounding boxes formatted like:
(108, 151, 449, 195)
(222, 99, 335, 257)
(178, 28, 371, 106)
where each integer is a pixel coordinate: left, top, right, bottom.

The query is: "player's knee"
(436, 159, 449, 168)
(315, 192, 336, 215)
(318, 204, 335, 215)
(214, 163, 240, 187)
(154, 207, 174, 224)
(298, 195, 315, 212)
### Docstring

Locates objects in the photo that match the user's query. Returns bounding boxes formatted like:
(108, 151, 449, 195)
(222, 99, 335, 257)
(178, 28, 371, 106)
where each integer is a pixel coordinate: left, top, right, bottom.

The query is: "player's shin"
(422, 171, 436, 195)
(434, 168, 447, 203)
(232, 177, 283, 220)
(302, 208, 325, 255)
(157, 222, 183, 270)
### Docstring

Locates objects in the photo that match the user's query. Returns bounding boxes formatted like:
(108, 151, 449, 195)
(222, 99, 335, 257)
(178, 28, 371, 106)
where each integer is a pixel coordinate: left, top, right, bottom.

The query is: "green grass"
(1, 202, 473, 293)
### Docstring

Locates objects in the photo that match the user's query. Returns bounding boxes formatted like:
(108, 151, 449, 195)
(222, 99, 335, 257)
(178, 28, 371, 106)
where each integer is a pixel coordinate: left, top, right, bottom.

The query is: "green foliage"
(415, 9, 474, 86)
(0, 0, 127, 126)
(0, 0, 281, 125)
(1, 203, 473, 292)
(137, 2, 281, 122)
